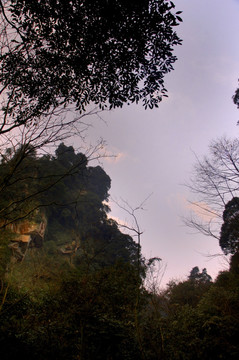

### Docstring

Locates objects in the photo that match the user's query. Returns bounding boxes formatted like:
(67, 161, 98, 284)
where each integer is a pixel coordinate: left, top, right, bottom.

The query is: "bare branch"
(185, 136, 239, 240)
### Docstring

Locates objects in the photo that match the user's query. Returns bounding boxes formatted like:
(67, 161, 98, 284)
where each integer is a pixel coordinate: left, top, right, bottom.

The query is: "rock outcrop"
(7, 211, 47, 261)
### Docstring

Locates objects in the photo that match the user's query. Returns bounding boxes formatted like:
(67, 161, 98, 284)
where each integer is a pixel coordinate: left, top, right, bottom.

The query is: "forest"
(0, 142, 239, 360)
(0, 1, 239, 359)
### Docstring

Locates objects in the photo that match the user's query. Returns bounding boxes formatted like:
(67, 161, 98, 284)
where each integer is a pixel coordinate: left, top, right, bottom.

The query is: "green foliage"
(0, 262, 142, 360)
(8, 249, 71, 297)
(2, 143, 239, 359)
(196, 271, 239, 360)
(0, 142, 141, 281)
(0, 141, 149, 360)
(165, 267, 212, 309)
(138, 267, 239, 360)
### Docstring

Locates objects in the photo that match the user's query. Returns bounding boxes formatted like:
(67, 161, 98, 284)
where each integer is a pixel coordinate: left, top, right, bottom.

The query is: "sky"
(74, 0, 239, 287)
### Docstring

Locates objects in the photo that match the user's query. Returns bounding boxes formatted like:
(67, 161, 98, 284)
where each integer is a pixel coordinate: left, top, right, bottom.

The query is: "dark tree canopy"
(0, 143, 140, 268)
(166, 267, 212, 308)
(233, 81, 239, 109)
(0, 0, 182, 128)
(220, 197, 239, 255)
(188, 266, 212, 283)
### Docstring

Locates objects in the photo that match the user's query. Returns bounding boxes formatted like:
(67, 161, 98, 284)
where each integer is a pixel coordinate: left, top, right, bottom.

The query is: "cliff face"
(8, 212, 47, 261)
(8, 216, 47, 243)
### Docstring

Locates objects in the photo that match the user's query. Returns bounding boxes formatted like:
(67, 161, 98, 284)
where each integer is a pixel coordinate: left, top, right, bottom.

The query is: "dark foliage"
(139, 267, 239, 360)
(0, 264, 141, 360)
(0, 143, 145, 359)
(233, 81, 239, 109)
(0, 143, 140, 269)
(0, 0, 182, 128)
(220, 197, 239, 254)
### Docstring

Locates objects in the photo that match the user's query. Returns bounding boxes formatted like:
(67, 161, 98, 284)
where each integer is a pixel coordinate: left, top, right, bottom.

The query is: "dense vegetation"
(0, 1, 238, 359)
(0, 0, 182, 135)
(0, 144, 142, 359)
(0, 144, 239, 360)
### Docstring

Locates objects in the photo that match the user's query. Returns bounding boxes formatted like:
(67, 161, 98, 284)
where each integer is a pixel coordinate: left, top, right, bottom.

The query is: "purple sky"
(74, 0, 239, 287)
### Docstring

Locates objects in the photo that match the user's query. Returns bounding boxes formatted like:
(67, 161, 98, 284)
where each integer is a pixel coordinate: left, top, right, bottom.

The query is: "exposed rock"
(60, 240, 80, 255)
(8, 242, 24, 262)
(59, 240, 80, 265)
(8, 214, 47, 243)
(7, 211, 47, 261)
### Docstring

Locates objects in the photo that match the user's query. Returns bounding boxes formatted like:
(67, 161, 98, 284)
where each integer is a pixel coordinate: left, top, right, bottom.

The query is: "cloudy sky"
(76, 0, 239, 286)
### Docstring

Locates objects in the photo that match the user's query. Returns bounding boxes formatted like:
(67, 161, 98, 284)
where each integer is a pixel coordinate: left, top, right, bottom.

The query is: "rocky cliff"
(7, 211, 47, 261)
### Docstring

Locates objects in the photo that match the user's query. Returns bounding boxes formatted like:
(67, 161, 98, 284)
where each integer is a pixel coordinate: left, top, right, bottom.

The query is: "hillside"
(1, 144, 239, 360)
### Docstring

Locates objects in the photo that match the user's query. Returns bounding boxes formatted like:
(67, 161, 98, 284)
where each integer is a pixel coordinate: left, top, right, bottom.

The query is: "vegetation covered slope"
(0, 143, 144, 359)
(0, 144, 239, 360)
